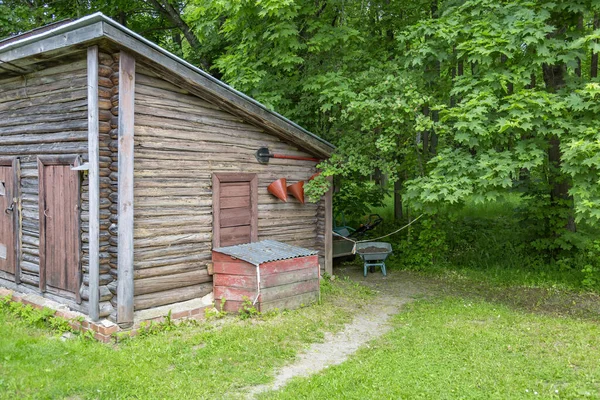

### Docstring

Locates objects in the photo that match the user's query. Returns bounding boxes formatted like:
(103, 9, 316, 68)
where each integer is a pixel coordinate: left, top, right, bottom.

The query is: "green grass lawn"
(261, 298, 600, 399)
(0, 278, 371, 399)
(1, 258, 599, 398)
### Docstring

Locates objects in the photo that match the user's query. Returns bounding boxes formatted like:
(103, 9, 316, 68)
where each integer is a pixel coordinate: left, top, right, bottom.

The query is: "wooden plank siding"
(0, 159, 18, 278)
(132, 67, 324, 311)
(0, 54, 116, 317)
(0, 57, 90, 311)
(38, 158, 80, 298)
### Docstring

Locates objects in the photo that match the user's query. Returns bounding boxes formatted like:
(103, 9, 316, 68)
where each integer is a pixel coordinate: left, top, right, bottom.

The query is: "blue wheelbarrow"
(356, 242, 392, 277)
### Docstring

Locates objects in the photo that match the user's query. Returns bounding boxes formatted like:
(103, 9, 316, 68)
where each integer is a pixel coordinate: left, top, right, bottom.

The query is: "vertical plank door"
(0, 164, 15, 275)
(213, 174, 258, 248)
(39, 162, 80, 295)
(219, 181, 252, 247)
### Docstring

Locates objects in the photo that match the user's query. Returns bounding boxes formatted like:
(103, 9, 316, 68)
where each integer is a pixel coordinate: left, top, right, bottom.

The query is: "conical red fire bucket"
(288, 181, 305, 204)
(267, 178, 287, 202)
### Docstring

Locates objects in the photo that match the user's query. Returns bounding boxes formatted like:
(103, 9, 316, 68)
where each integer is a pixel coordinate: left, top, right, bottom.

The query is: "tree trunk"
(592, 14, 599, 78)
(394, 179, 403, 221)
(542, 61, 576, 233)
(146, 0, 211, 71)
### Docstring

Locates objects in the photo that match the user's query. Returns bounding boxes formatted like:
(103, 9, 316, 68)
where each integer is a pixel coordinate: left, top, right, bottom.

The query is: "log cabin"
(0, 13, 334, 328)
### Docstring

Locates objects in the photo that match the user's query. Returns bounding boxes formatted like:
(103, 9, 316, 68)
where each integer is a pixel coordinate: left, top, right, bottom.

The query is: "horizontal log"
(133, 207, 211, 217)
(0, 141, 87, 155)
(134, 253, 210, 269)
(134, 178, 211, 188)
(0, 88, 87, 113)
(133, 187, 212, 197)
(99, 301, 114, 318)
(21, 261, 40, 274)
(0, 75, 87, 103)
(0, 60, 86, 87)
(0, 69, 86, 94)
(80, 285, 112, 302)
(22, 253, 40, 264)
(134, 269, 211, 296)
(133, 196, 211, 208)
(0, 118, 88, 136)
(134, 232, 212, 248)
(135, 98, 242, 123)
(1, 99, 87, 119)
(133, 282, 212, 310)
(83, 273, 113, 286)
(134, 225, 211, 239)
(19, 273, 40, 286)
(0, 130, 88, 145)
(134, 262, 208, 280)
(134, 244, 211, 262)
(0, 109, 87, 129)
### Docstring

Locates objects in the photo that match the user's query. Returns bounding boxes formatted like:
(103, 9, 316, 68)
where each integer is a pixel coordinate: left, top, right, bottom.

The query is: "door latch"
(4, 199, 15, 214)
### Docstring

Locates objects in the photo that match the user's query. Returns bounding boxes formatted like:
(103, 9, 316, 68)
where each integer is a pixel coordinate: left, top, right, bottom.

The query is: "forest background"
(4, 0, 600, 289)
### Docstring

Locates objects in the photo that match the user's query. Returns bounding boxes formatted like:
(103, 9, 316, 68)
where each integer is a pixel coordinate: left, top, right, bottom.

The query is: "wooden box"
(212, 250, 319, 313)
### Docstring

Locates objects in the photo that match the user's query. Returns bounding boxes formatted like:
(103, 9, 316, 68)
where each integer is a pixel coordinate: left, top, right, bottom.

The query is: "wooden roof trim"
(0, 13, 335, 158)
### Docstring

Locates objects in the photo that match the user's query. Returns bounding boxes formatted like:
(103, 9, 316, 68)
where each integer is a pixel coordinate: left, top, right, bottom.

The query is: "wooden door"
(213, 174, 258, 248)
(0, 161, 16, 276)
(38, 158, 80, 296)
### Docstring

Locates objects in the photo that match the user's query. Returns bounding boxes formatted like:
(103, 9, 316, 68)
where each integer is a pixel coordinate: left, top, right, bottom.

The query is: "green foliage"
(378, 194, 600, 292)
(393, 215, 449, 270)
(579, 240, 600, 290)
(205, 299, 228, 320)
(137, 310, 181, 338)
(238, 296, 260, 320)
(0, 296, 73, 334)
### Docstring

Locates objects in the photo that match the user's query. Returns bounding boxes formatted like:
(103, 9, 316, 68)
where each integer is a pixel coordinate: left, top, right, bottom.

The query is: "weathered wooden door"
(0, 161, 16, 276)
(38, 158, 80, 296)
(213, 174, 258, 248)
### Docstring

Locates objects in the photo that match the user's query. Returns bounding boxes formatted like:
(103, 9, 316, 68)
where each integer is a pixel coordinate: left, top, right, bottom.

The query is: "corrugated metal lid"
(213, 240, 318, 265)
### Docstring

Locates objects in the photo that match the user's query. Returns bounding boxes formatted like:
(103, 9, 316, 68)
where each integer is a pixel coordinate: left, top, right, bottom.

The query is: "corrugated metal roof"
(213, 240, 318, 265)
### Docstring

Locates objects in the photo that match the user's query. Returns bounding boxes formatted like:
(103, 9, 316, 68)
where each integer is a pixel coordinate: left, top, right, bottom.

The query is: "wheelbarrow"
(356, 242, 392, 277)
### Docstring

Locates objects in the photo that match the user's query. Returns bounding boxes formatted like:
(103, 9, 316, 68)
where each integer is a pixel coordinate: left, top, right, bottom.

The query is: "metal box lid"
(213, 240, 318, 266)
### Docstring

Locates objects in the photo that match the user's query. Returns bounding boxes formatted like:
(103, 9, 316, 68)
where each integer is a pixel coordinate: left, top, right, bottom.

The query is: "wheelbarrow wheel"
(370, 266, 375, 273)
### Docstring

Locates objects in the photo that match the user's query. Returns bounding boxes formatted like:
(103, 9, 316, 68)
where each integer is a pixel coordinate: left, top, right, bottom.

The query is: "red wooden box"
(212, 240, 320, 313)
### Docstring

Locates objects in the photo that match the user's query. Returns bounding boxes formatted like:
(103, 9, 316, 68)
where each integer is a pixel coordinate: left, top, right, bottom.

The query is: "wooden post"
(117, 51, 136, 328)
(324, 176, 333, 275)
(87, 46, 100, 322)
(12, 158, 21, 285)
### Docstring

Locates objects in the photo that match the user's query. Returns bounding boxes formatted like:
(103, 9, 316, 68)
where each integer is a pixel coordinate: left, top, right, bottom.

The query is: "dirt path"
(248, 267, 435, 398)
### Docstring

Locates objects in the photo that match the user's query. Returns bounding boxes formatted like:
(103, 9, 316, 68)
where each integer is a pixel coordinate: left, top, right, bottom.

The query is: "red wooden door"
(220, 181, 252, 246)
(39, 162, 80, 295)
(0, 164, 15, 275)
(213, 174, 258, 248)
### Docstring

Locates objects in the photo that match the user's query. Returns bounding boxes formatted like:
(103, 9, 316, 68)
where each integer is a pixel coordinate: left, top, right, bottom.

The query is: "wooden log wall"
(97, 50, 117, 319)
(316, 196, 326, 268)
(0, 58, 90, 312)
(77, 50, 116, 319)
(107, 52, 120, 321)
(132, 66, 323, 311)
